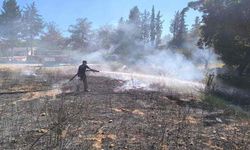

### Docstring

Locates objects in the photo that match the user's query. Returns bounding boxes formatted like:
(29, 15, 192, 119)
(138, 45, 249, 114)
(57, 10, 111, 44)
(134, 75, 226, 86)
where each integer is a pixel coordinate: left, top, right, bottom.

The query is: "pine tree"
(150, 6, 156, 46)
(169, 9, 187, 48)
(0, 0, 21, 53)
(118, 17, 125, 25)
(178, 8, 188, 43)
(41, 22, 63, 50)
(22, 2, 44, 52)
(128, 6, 141, 40)
(155, 11, 163, 47)
(140, 10, 150, 44)
(128, 6, 140, 25)
(98, 25, 114, 49)
(190, 16, 200, 38)
(169, 11, 181, 47)
(192, 0, 250, 75)
(68, 18, 92, 50)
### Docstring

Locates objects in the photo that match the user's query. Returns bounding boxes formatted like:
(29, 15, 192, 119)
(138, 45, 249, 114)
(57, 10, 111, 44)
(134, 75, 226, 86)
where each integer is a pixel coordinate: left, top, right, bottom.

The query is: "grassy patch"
(218, 74, 250, 90)
(202, 94, 228, 109)
(202, 93, 250, 119)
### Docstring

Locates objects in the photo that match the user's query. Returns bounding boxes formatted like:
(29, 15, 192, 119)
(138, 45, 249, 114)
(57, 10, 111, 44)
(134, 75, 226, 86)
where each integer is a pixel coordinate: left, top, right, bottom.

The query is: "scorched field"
(0, 64, 249, 150)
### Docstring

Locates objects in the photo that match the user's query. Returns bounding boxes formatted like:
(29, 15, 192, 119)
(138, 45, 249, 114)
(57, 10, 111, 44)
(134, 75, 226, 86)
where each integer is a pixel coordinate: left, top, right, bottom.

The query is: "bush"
(218, 74, 250, 90)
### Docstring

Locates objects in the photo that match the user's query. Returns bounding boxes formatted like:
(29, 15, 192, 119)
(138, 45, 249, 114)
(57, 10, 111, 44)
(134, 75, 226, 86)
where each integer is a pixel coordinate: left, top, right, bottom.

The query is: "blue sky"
(1, 0, 201, 36)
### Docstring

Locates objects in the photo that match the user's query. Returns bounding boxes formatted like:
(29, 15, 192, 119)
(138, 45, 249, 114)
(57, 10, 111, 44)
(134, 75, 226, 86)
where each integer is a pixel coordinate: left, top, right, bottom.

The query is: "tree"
(68, 18, 92, 50)
(22, 2, 44, 52)
(0, 0, 21, 53)
(41, 22, 64, 50)
(140, 10, 150, 44)
(191, 17, 200, 37)
(169, 8, 188, 48)
(169, 11, 182, 47)
(192, 0, 250, 75)
(179, 7, 188, 44)
(150, 6, 156, 45)
(128, 6, 140, 25)
(155, 11, 163, 47)
(97, 25, 114, 49)
(118, 17, 125, 25)
(128, 6, 141, 40)
(169, 11, 180, 44)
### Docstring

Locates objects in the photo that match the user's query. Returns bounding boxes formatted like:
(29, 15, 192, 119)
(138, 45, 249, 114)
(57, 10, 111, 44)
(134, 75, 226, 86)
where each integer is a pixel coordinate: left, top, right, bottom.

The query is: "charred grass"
(0, 67, 249, 150)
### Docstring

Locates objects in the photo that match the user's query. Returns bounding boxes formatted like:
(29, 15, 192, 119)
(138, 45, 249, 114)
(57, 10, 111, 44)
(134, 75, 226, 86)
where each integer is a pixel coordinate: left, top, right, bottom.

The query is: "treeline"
(0, 0, 198, 52)
(0, 0, 63, 51)
(0, 1, 166, 52)
(0, 0, 249, 75)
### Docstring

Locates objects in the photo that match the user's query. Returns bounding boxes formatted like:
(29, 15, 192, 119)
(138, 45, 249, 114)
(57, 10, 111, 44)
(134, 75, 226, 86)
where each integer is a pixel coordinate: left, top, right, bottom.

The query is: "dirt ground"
(0, 66, 249, 150)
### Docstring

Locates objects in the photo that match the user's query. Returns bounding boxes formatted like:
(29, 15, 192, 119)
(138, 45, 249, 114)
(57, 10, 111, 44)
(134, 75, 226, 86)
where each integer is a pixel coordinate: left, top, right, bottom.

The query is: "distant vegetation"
(0, 0, 249, 76)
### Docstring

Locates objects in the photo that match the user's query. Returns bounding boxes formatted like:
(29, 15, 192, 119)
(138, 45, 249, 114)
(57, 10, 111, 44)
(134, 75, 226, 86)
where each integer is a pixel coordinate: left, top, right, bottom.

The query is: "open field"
(0, 65, 250, 149)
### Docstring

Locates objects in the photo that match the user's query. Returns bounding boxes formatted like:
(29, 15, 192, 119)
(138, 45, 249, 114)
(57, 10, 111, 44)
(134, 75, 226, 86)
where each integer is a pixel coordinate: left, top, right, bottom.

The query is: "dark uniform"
(77, 61, 91, 91)
(76, 60, 99, 92)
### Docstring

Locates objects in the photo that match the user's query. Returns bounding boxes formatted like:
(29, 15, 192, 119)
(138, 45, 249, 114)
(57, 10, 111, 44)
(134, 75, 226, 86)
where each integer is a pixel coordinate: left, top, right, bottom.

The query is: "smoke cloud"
(61, 21, 222, 93)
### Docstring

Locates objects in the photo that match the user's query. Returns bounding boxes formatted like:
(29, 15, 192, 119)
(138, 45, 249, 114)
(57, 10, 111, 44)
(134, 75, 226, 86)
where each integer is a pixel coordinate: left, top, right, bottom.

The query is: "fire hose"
(68, 69, 100, 82)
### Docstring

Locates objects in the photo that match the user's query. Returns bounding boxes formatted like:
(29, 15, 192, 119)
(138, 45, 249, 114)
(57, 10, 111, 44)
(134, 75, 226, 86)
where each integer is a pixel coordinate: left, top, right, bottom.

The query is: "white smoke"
(65, 22, 220, 93)
(136, 49, 204, 81)
(70, 47, 212, 81)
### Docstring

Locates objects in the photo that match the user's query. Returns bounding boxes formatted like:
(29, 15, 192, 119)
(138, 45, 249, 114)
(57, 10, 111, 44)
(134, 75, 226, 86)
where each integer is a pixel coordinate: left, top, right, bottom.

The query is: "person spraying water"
(69, 60, 99, 92)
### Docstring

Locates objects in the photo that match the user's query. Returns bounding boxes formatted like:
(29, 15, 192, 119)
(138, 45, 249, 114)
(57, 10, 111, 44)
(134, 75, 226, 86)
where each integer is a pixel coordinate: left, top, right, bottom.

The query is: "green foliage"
(97, 5, 164, 58)
(126, 5, 165, 47)
(97, 25, 115, 49)
(155, 11, 164, 47)
(189, 16, 200, 39)
(169, 11, 180, 45)
(140, 10, 150, 44)
(195, 0, 250, 75)
(0, 0, 21, 49)
(150, 6, 156, 45)
(169, 8, 188, 48)
(202, 93, 250, 119)
(128, 6, 141, 41)
(22, 2, 44, 48)
(203, 94, 228, 109)
(68, 18, 92, 50)
(128, 6, 140, 25)
(218, 74, 250, 90)
(41, 22, 64, 50)
(118, 17, 125, 25)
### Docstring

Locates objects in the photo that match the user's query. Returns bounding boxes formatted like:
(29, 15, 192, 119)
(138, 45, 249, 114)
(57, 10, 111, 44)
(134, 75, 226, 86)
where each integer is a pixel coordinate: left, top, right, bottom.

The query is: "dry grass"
(0, 66, 249, 149)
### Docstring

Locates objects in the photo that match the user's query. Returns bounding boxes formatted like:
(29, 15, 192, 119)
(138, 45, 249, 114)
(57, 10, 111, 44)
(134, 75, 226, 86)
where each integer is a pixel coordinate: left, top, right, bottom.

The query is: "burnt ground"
(0, 66, 250, 150)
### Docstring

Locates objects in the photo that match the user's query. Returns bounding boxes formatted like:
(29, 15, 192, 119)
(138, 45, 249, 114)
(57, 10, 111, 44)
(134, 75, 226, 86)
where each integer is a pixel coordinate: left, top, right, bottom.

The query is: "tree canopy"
(68, 18, 92, 50)
(0, 0, 21, 49)
(190, 0, 250, 75)
(22, 2, 44, 49)
(41, 22, 63, 50)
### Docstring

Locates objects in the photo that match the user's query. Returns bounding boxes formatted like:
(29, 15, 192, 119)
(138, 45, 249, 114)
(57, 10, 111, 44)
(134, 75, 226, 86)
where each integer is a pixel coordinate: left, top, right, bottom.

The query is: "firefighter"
(77, 60, 99, 92)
